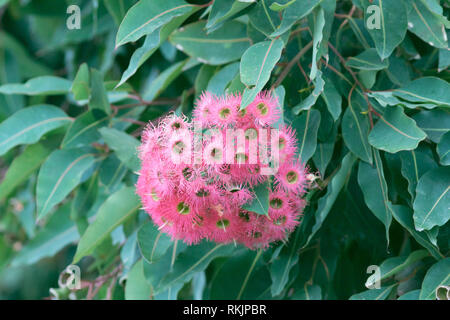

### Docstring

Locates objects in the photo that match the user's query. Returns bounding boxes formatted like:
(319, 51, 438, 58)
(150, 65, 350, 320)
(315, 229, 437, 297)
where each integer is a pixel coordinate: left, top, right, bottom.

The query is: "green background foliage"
(0, 0, 449, 300)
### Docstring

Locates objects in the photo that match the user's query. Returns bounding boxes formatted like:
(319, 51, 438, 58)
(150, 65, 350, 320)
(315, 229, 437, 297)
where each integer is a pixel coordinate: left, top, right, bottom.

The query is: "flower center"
(172, 140, 186, 155)
(176, 202, 190, 215)
(216, 219, 230, 230)
(219, 107, 231, 119)
(195, 188, 210, 197)
(256, 103, 268, 116)
(279, 137, 286, 149)
(182, 167, 193, 181)
(269, 198, 283, 209)
(274, 216, 286, 226)
(286, 170, 298, 184)
(150, 188, 160, 201)
(239, 210, 250, 222)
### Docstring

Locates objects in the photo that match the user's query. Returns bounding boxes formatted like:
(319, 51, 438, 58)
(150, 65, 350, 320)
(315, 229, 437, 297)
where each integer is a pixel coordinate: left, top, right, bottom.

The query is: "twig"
(272, 41, 313, 89)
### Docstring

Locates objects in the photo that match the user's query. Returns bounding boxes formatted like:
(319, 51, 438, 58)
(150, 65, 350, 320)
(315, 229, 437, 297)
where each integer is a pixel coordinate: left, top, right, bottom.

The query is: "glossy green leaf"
(240, 39, 284, 108)
(0, 76, 72, 95)
(157, 242, 235, 292)
(116, 0, 198, 47)
(358, 150, 392, 242)
(306, 153, 357, 245)
(0, 105, 72, 156)
(71, 63, 90, 101)
(346, 48, 390, 70)
(242, 180, 270, 216)
(420, 258, 450, 300)
(36, 148, 97, 220)
(89, 69, 111, 114)
(73, 186, 141, 263)
(413, 167, 450, 231)
(437, 131, 450, 165)
(412, 109, 450, 143)
(291, 109, 321, 163)
(392, 77, 450, 107)
(125, 259, 151, 300)
(368, 106, 426, 153)
(341, 94, 372, 164)
(99, 127, 140, 172)
(207, 0, 252, 31)
(271, 0, 322, 37)
(11, 203, 79, 267)
(61, 109, 109, 149)
(350, 284, 396, 300)
(138, 222, 173, 264)
(390, 205, 443, 260)
(293, 71, 325, 113)
(321, 79, 342, 121)
(364, 0, 408, 60)
(406, 0, 448, 49)
(170, 21, 251, 65)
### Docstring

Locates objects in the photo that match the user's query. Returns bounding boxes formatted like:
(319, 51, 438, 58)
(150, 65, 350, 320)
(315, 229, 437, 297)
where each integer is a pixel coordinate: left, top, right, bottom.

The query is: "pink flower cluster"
(136, 91, 309, 249)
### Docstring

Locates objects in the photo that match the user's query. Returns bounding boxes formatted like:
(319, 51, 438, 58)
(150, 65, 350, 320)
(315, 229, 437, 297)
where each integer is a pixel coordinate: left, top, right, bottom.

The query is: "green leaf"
(291, 284, 322, 300)
(306, 153, 357, 245)
(364, 0, 407, 60)
(10, 202, 79, 267)
(142, 59, 189, 101)
(61, 109, 109, 149)
(125, 259, 151, 300)
(206, 62, 240, 95)
(0, 138, 58, 200)
(420, 258, 450, 300)
(341, 93, 372, 164)
(206, 0, 252, 31)
(437, 131, 450, 165)
(210, 249, 270, 299)
(365, 250, 429, 288)
(398, 289, 421, 300)
(0, 105, 72, 156)
(170, 21, 251, 65)
(270, 229, 302, 296)
(368, 106, 426, 153)
(37, 148, 97, 220)
(242, 180, 270, 216)
(99, 127, 140, 172)
(293, 71, 325, 113)
(321, 80, 342, 121)
(0, 76, 71, 95)
(399, 146, 438, 199)
(271, 0, 322, 37)
(240, 39, 284, 109)
(248, 0, 281, 37)
(269, 0, 296, 12)
(138, 222, 172, 264)
(116, 0, 198, 47)
(89, 69, 111, 114)
(71, 63, 90, 101)
(73, 186, 141, 263)
(346, 48, 390, 70)
(309, 7, 325, 80)
(406, 0, 448, 49)
(390, 205, 443, 260)
(392, 77, 450, 107)
(117, 10, 195, 87)
(412, 109, 450, 143)
(291, 109, 321, 163)
(350, 284, 396, 300)
(413, 167, 450, 231)
(358, 150, 392, 243)
(157, 242, 235, 293)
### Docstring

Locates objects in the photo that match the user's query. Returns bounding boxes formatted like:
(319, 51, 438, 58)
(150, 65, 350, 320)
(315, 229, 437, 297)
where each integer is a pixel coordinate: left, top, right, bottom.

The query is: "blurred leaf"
(99, 127, 140, 172)
(0, 105, 72, 156)
(437, 131, 450, 165)
(116, 0, 198, 47)
(0, 76, 71, 95)
(90, 69, 111, 114)
(11, 203, 79, 267)
(73, 186, 141, 263)
(37, 148, 97, 220)
(125, 259, 151, 300)
(242, 180, 270, 216)
(71, 63, 90, 102)
(170, 21, 251, 65)
(61, 109, 109, 149)
(349, 284, 396, 300)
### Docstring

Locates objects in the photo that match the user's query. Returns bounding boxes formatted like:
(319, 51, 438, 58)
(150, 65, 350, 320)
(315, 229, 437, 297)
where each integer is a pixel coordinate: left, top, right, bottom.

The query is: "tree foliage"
(0, 0, 449, 300)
